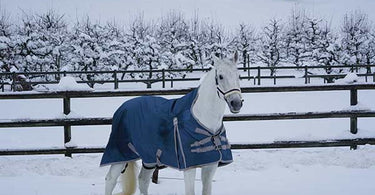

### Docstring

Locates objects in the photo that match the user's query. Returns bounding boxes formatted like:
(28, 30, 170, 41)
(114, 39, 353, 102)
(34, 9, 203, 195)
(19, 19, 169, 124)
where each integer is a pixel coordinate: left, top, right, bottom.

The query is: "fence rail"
(0, 83, 374, 156)
(2, 138, 375, 156)
(1, 64, 375, 91)
(1, 110, 375, 128)
(1, 64, 374, 76)
(1, 83, 374, 99)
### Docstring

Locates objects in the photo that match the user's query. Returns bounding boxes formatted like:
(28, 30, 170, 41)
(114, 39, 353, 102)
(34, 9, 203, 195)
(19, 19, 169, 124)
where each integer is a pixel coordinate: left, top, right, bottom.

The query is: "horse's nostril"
(231, 100, 242, 108)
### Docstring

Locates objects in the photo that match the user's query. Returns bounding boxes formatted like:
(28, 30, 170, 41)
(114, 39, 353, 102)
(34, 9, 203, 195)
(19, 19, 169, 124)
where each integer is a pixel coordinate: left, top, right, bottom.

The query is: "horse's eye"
(219, 75, 224, 80)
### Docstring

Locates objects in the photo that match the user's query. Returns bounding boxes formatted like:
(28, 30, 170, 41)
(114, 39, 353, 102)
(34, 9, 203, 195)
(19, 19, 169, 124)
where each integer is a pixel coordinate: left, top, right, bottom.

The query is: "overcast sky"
(2, 0, 375, 29)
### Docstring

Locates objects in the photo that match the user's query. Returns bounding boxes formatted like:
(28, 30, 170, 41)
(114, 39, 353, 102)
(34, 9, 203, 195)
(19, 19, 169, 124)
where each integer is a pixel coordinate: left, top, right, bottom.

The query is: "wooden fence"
(0, 83, 375, 156)
(1, 64, 374, 92)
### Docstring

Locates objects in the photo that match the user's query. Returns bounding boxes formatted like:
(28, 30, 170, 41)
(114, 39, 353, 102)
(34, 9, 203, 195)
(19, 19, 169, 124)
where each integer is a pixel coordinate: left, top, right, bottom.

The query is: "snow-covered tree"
(234, 24, 258, 70)
(1, 7, 375, 89)
(156, 12, 192, 70)
(0, 9, 14, 73)
(185, 14, 206, 68)
(67, 18, 122, 87)
(305, 17, 322, 65)
(340, 11, 372, 71)
(96, 22, 128, 72)
(187, 17, 231, 68)
(125, 15, 161, 83)
(201, 21, 230, 59)
(284, 9, 310, 67)
(363, 30, 375, 72)
(13, 10, 68, 77)
(304, 17, 345, 81)
(258, 19, 283, 75)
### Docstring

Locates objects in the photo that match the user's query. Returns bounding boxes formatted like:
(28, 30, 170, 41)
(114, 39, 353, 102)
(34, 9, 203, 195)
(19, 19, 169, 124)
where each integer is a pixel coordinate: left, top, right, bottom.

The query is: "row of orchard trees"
(243, 9, 375, 77)
(0, 9, 374, 84)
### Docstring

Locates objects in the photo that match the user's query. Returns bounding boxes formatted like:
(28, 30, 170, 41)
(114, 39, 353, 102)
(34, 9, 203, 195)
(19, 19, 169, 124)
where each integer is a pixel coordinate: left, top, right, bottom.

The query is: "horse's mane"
(198, 66, 214, 85)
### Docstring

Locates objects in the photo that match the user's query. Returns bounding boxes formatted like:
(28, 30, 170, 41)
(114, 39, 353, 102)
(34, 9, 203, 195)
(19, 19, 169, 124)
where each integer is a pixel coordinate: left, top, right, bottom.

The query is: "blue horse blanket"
(100, 88, 232, 170)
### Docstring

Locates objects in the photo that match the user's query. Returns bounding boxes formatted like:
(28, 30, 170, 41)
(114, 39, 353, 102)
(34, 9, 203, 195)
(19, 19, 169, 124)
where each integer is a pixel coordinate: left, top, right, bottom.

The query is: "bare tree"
(258, 19, 283, 76)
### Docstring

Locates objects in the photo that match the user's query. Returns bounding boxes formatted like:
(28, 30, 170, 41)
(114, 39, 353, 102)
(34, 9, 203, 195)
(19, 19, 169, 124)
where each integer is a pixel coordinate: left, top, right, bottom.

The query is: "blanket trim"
(174, 117, 187, 169)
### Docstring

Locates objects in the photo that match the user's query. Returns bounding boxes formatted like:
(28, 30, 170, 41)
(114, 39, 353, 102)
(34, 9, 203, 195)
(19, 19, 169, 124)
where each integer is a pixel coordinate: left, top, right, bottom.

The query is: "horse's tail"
(119, 161, 137, 195)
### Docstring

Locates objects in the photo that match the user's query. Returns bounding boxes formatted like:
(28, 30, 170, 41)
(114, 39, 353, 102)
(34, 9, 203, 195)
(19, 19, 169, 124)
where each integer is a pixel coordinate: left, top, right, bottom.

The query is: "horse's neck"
(192, 69, 226, 133)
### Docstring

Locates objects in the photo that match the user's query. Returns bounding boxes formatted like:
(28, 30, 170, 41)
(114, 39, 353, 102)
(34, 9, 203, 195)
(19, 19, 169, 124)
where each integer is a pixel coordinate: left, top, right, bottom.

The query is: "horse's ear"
(232, 51, 239, 64)
(212, 54, 220, 67)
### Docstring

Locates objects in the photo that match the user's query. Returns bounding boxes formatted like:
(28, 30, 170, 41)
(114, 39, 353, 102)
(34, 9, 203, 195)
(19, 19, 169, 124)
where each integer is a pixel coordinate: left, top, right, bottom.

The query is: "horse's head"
(212, 52, 243, 114)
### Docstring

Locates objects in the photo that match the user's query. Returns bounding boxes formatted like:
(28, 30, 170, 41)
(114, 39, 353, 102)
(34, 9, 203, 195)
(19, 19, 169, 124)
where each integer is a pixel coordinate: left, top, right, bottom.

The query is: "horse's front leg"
(201, 163, 218, 195)
(184, 168, 197, 195)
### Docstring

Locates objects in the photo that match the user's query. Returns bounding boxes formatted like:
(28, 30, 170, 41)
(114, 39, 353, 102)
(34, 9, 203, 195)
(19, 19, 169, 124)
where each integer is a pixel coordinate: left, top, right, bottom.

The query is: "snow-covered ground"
(0, 74, 375, 194)
(2, 147, 375, 195)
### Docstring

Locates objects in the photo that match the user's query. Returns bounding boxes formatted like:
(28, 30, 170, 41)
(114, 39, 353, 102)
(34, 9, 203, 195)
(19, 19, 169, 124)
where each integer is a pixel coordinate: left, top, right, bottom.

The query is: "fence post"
(114, 70, 119, 90)
(63, 96, 72, 157)
(1, 77, 3, 92)
(350, 88, 358, 150)
(373, 73, 375, 82)
(171, 76, 174, 88)
(273, 74, 276, 85)
(12, 72, 16, 92)
(304, 66, 308, 84)
(257, 66, 261, 85)
(247, 59, 251, 80)
(162, 69, 165, 88)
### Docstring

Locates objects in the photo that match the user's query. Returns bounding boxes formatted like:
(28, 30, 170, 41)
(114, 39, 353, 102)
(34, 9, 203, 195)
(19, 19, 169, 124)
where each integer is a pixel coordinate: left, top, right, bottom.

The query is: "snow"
(335, 73, 360, 84)
(1, 0, 375, 194)
(344, 102, 371, 111)
(9, 66, 18, 73)
(57, 110, 84, 119)
(64, 140, 78, 148)
(54, 76, 93, 91)
(1, 147, 375, 195)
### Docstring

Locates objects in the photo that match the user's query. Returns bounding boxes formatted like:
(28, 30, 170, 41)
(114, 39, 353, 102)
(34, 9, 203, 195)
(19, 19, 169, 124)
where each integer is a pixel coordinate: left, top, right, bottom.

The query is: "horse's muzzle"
(225, 93, 243, 114)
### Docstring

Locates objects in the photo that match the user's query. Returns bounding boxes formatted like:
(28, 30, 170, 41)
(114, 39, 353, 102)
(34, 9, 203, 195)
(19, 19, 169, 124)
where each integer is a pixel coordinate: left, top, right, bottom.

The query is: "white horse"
(104, 53, 243, 195)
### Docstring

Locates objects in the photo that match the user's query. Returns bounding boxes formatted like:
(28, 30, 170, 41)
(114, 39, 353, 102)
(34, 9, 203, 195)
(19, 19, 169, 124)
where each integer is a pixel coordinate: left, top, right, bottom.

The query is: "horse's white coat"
(192, 68, 226, 132)
(104, 53, 241, 195)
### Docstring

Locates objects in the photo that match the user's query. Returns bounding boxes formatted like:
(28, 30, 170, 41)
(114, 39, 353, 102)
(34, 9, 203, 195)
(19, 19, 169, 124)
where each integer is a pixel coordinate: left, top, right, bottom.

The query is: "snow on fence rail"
(0, 83, 375, 156)
(1, 65, 374, 91)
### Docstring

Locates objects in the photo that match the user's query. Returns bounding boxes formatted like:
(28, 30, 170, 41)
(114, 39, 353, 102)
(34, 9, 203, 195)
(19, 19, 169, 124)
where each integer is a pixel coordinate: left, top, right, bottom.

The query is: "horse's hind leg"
(105, 163, 126, 195)
(138, 165, 155, 195)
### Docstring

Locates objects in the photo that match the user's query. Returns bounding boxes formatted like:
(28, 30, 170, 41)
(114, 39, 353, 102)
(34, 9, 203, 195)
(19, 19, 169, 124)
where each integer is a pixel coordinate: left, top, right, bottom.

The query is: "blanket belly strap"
(190, 127, 231, 153)
(191, 144, 231, 153)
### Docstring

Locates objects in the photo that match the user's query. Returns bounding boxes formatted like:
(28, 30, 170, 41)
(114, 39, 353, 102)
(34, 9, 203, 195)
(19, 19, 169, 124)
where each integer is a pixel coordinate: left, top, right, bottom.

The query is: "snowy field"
(2, 147, 375, 195)
(1, 0, 375, 194)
